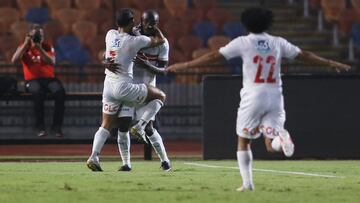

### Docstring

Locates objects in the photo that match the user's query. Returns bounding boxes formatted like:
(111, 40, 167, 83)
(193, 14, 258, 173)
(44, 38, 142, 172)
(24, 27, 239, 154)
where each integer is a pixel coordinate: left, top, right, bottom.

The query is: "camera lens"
(32, 31, 42, 43)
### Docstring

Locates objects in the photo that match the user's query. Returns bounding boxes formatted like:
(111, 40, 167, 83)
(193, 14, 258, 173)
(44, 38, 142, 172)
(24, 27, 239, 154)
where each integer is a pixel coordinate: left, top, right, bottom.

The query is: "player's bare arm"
(103, 58, 121, 74)
(166, 50, 226, 72)
(296, 50, 351, 72)
(134, 56, 167, 76)
(147, 26, 166, 48)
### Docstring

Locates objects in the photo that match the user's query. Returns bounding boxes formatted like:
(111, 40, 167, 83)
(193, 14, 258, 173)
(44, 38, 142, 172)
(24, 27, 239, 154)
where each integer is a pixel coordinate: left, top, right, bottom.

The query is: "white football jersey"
(104, 29, 151, 81)
(133, 38, 169, 86)
(219, 33, 301, 90)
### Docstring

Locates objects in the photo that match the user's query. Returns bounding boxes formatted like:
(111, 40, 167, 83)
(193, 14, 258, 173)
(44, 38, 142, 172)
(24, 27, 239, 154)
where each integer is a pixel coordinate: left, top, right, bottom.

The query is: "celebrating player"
(87, 8, 167, 172)
(110, 10, 171, 172)
(166, 7, 351, 191)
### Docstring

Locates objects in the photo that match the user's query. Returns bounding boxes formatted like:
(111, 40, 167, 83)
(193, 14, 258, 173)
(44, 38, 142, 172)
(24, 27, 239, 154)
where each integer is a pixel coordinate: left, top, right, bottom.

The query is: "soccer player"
(87, 8, 167, 171)
(166, 7, 351, 191)
(114, 10, 171, 171)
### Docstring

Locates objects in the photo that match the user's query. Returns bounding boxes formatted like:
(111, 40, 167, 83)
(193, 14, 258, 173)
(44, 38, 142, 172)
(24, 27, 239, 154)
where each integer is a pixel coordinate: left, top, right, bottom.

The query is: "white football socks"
(117, 131, 131, 167)
(135, 99, 163, 131)
(271, 136, 282, 152)
(90, 127, 110, 160)
(237, 150, 254, 190)
(147, 129, 169, 163)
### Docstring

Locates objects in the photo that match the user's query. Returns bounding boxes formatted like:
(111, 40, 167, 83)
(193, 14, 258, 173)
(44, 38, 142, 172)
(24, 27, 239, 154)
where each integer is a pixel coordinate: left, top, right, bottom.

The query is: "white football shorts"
(236, 87, 285, 139)
(102, 76, 148, 115)
(118, 104, 155, 121)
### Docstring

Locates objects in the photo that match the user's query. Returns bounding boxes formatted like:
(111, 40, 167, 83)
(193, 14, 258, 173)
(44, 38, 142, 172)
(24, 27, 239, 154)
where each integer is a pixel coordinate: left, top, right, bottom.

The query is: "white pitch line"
(184, 162, 344, 179)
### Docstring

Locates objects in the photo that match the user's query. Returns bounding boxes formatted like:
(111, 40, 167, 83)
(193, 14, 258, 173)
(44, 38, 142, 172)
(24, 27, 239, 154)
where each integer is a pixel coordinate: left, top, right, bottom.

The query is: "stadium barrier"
(203, 74, 360, 159)
(0, 92, 153, 160)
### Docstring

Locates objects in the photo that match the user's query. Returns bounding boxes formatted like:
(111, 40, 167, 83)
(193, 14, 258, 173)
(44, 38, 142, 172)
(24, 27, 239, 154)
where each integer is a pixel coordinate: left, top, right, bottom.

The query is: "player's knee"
(146, 85, 166, 102)
(158, 91, 166, 102)
(237, 137, 251, 150)
(152, 90, 166, 102)
(118, 117, 132, 132)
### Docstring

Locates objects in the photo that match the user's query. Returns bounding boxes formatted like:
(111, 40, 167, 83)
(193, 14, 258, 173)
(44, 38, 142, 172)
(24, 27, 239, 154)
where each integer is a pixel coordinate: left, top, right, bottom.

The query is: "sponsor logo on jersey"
(243, 127, 260, 136)
(103, 104, 118, 113)
(259, 125, 278, 136)
(255, 40, 270, 54)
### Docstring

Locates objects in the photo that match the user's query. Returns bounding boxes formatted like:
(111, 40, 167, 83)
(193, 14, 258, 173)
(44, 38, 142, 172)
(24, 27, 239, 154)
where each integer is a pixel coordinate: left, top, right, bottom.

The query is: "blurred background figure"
(11, 24, 65, 138)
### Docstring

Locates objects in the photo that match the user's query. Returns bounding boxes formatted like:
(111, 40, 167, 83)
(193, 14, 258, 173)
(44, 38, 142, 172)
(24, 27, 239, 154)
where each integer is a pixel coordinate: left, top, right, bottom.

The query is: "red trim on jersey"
(137, 53, 159, 61)
(21, 42, 55, 81)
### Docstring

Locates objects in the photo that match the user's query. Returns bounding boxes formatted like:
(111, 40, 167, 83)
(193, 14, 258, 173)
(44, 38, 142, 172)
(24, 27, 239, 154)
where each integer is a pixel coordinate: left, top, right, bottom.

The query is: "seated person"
(11, 24, 66, 137)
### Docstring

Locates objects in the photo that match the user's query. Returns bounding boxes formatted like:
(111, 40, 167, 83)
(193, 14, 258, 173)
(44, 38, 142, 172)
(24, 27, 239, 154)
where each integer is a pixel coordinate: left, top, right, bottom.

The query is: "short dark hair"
(241, 7, 273, 33)
(142, 10, 159, 25)
(116, 8, 134, 27)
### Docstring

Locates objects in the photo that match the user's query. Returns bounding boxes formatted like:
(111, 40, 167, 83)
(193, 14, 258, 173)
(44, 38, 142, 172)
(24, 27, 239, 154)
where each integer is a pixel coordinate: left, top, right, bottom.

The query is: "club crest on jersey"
(111, 38, 121, 47)
(255, 40, 270, 54)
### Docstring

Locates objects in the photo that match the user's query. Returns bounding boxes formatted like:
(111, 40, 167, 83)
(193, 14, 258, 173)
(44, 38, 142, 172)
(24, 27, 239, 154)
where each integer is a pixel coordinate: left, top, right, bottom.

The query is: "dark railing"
(0, 63, 358, 140)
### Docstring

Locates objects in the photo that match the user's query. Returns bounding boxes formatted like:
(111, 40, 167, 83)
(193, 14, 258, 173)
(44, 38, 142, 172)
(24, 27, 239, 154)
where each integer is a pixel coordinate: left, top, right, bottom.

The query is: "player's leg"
(87, 80, 120, 172)
(116, 106, 134, 171)
(235, 91, 264, 192)
(236, 136, 254, 192)
(264, 136, 280, 153)
(87, 111, 118, 171)
(144, 120, 171, 171)
(130, 84, 166, 140)
(261, 95, 294, 157)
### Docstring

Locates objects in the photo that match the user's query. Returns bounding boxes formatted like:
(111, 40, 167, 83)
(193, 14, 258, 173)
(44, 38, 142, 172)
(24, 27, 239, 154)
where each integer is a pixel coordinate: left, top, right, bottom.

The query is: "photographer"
(11, 24, 66, 137)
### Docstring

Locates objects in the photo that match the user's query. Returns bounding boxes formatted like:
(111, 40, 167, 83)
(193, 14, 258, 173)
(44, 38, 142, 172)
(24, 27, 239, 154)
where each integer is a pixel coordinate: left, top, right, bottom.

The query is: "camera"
(32, 30, 42, 43)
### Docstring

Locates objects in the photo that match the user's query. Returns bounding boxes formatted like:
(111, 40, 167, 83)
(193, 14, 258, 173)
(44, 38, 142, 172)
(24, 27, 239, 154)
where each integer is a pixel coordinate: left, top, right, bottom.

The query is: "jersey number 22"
(253, 55, 276, 83)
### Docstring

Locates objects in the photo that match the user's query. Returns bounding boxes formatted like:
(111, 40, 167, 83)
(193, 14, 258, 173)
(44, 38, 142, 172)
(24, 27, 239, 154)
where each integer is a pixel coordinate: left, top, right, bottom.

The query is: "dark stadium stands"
(0, 0, 358, 81)
(0, 0, 358, 142)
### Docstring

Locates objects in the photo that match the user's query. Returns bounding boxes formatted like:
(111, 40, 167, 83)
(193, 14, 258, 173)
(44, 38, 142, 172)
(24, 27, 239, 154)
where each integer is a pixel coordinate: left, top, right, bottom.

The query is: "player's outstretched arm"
(166, 50, 226, 72)
(296, 50, 351, 72)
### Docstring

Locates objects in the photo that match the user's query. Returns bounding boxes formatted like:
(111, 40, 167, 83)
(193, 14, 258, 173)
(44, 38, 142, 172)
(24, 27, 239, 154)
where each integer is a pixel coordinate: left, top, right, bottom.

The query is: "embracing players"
(87, 8, 167, 172)
(113, 10, 171, 171)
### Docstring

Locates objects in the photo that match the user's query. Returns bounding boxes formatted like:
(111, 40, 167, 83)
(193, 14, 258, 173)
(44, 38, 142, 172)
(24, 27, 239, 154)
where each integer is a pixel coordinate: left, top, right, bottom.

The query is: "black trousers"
(25, 78, 66, 129)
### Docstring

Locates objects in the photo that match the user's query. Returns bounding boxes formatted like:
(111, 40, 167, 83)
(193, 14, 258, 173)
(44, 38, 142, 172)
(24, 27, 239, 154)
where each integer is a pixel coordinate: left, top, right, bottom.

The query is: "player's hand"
(133, 56, 147, 68)
(166, 62, 188, 73)
(329, 61, 351, 73)
(103, 58, 121, 74)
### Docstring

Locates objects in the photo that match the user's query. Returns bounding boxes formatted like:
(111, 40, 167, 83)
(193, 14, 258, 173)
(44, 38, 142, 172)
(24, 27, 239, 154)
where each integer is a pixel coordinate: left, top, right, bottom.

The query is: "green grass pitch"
(0, 160, 359, 203)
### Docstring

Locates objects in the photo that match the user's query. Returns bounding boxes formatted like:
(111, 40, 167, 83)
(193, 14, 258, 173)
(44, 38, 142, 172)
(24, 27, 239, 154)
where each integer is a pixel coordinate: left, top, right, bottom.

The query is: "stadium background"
(0, 0, 359, 158)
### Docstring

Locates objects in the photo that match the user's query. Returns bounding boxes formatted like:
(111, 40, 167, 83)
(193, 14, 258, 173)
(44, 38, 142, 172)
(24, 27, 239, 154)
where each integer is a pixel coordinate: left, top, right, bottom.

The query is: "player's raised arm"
(166, 50, 226, 72)
(295, 50, 351, 73)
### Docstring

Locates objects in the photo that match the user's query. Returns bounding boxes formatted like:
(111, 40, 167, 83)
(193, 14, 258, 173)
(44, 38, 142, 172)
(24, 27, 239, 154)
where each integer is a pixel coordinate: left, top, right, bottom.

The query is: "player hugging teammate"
(112, 10, 171, 172)
(87, 9, 171, 172)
